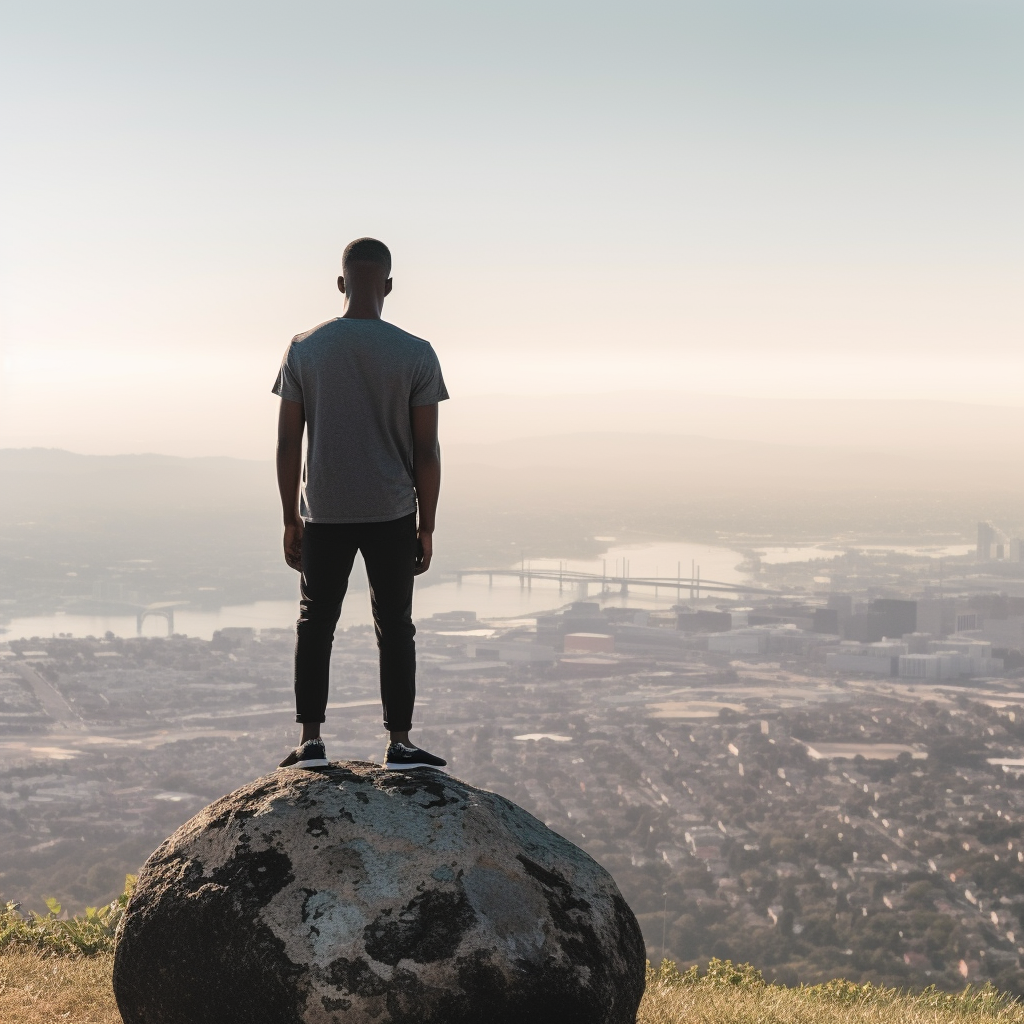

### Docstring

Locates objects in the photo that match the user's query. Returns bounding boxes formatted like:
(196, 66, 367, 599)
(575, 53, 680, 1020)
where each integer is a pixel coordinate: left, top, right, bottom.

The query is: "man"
(272, 237, 448, 771)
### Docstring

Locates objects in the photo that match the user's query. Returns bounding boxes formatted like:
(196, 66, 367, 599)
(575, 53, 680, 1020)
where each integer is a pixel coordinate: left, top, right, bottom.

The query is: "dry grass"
(638, 978, 1024, 1024)
(2, 948, 1023, 1024)
(0, 948, 119, 1024)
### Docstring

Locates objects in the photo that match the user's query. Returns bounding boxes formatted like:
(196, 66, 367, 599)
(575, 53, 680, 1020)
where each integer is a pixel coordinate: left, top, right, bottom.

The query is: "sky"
(1, 0, 1021, 457)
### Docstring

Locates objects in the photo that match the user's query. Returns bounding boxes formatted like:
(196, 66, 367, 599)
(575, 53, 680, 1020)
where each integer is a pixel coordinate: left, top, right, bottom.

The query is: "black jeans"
(294, 514, 417, 732)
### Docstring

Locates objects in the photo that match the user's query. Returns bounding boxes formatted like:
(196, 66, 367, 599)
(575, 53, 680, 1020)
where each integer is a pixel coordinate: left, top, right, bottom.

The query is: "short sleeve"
(271, 343, 303, 403)
(410, 345, 450, 407)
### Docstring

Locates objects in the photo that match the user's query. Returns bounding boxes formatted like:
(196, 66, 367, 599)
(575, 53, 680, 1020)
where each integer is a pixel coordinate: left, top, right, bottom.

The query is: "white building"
(899, 653, 961, 679)
(708, 631, 766, 655)
(826, 641, 908, 677)
(465, 642, 556, 663)
(708, 624, 833, 657)
(898, 639, 1004, 679)
(930, 638, 1003, 677)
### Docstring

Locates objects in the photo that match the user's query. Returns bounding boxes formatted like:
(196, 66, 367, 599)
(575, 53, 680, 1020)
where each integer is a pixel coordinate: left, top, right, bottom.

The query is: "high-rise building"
(978, 521, 997, 561)
(868, 598, 917, 639)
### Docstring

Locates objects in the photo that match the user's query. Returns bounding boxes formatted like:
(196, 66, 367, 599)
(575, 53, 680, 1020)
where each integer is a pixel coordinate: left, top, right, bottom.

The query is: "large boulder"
(113, 761, 646, 1024)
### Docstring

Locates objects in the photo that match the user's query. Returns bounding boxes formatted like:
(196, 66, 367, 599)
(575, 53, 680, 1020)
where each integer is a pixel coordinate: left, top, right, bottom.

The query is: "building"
(827, 593, 854, 621)
(843, 599, 916, 642)
(869, 599, 917, 638)
(536, 603, 606, 643)
(465, 641, 556, 663)
(978, 522, 997, 561)
(928, 637, 1003, 676)
(898, 653, 961, 680)
(959, 616, 1024, 651)
(899, 645, 1004, 679)
(677, 610, 732, 633)
(708, 631, 766, 656)
(812, 608, 841, 634)
(917, 599, 955, 636)
(826, 641, 908, 677)
(564, 633, 615, 654)
(212, 627, 256, 650)
(955, 611, 979, 633)
(705, 625, 829, 657)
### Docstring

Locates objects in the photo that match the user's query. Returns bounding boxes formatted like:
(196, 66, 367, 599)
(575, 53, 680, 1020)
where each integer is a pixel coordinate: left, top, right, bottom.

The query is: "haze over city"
(2, 0, 1024, 1006)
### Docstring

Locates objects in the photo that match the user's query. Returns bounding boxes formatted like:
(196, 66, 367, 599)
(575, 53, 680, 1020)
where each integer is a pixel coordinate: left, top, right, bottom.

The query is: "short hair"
(342, 237, 392, 275)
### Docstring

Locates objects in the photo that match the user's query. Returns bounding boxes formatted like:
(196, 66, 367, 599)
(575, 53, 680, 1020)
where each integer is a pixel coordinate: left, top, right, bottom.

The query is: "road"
(14, 662, 87, 732)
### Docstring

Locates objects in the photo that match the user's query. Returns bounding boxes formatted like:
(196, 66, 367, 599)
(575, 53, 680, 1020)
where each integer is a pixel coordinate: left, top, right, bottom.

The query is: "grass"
(1, 953, 1023, 1024)
(2, 892, 1022, 1024)
(0, 948, 118, 1024)
(637, 959, 1024, 1024)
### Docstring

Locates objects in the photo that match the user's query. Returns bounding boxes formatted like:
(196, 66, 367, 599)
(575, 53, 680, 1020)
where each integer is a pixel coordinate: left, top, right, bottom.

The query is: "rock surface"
(113, 761, 646, 1024)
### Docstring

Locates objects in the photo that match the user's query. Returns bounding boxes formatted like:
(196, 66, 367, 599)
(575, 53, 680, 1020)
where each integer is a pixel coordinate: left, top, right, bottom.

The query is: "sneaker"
(384, 742, 447, 771)
(278, 738, 329, 769)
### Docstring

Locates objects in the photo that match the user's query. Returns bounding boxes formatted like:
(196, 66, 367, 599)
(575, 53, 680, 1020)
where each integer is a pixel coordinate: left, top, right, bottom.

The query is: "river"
(1, 539, 747, 640)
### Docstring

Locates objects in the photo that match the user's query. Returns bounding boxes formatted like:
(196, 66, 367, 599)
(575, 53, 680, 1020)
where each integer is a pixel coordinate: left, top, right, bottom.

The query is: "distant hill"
(0, 449, 276, 521)
(444, 432, 1023, 539)
(0, 449, 290, 616)
(446, 431, 962, 493)
(443, 392, 1024, 464)
(0, 438, 1010, 618)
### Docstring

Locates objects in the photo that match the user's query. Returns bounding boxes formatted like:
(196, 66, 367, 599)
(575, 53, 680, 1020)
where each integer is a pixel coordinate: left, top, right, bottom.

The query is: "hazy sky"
(1, 1, 1021, 456)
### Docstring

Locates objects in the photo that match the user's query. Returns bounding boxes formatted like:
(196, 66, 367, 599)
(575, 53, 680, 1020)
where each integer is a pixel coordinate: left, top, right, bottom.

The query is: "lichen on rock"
(113, 762, 646, 1024)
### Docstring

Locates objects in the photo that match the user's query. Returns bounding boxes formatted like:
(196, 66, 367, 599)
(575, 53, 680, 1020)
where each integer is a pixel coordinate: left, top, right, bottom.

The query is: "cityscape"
(3, 521, 1024, 992)
(2, 3, 1022, 1020)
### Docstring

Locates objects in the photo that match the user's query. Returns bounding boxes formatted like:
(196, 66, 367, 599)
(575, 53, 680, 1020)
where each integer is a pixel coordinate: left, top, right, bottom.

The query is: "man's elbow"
(277, 433, 301, 451)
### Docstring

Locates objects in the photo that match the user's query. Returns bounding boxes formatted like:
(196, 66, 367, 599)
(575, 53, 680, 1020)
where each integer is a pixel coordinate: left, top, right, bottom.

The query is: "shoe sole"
(384, 761, 447, 771)
(279, 758, 329, 770)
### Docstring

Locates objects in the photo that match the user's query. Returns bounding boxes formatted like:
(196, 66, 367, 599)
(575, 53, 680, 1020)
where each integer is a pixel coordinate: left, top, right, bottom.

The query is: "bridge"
(445, 566, 779, 601)
(136, 601, 189, 637)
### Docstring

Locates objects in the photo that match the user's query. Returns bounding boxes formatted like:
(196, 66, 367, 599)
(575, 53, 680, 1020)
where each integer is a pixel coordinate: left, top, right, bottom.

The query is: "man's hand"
(284, 520, 304, 572)
(415, 529, 433, 575)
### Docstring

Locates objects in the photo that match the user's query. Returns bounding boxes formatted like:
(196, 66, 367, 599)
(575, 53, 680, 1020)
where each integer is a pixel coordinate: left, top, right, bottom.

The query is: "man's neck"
(341, 296, 384, 320)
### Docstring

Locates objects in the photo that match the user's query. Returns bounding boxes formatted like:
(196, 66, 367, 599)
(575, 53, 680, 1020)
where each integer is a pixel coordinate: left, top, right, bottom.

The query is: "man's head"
(338, 238, 393, 314)
(342, 237, 391, 276)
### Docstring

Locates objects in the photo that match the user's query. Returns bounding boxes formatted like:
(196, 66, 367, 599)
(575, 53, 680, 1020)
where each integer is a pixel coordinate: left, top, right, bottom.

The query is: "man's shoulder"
(376, 320, 435, 352)
(290, 318, 433, 349)
(290, 318, 342, 347)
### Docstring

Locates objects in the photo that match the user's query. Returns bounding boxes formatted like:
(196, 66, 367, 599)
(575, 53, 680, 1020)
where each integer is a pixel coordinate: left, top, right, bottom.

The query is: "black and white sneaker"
(384, 742, 447, 771)
(278, 738, 329, 769)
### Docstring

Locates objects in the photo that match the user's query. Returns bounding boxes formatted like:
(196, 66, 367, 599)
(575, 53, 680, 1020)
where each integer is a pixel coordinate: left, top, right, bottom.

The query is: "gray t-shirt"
(272, 318, 449, 523)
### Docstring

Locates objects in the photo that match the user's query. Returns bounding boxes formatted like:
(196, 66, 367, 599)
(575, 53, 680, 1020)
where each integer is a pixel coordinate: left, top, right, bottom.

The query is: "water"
(0, 539, 747, 640)
(758, 543, 973, 564)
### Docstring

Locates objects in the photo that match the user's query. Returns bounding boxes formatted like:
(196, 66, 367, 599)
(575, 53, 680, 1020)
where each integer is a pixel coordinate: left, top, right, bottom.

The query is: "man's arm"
(411, 403, 440, 575)
(277, 398, 305, 571)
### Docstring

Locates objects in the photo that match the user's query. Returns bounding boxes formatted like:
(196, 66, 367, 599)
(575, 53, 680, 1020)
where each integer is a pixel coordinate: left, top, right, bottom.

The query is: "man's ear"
(384, 278, 393, 297)
(337, 275, 346, 294)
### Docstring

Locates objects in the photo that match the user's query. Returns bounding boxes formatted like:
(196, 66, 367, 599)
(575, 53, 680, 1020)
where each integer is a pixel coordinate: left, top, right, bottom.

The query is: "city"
(3, 523, 1024, 993)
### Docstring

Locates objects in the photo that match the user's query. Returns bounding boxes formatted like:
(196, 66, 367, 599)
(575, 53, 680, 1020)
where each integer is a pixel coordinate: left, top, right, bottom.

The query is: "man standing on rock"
(272, 238, 449, 772)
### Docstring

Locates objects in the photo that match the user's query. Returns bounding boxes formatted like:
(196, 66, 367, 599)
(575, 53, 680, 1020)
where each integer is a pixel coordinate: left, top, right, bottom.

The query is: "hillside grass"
(0, 949, 118, 1024)
(3, 892, 1024, 1024)
(2, 953, 1023, 1024)
(638, 959, 1024, 1024)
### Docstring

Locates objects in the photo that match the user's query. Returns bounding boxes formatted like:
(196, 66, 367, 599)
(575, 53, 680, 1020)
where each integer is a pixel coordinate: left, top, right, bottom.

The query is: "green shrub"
(0, 876, 135, 956)
(646, 957, 764, 989)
